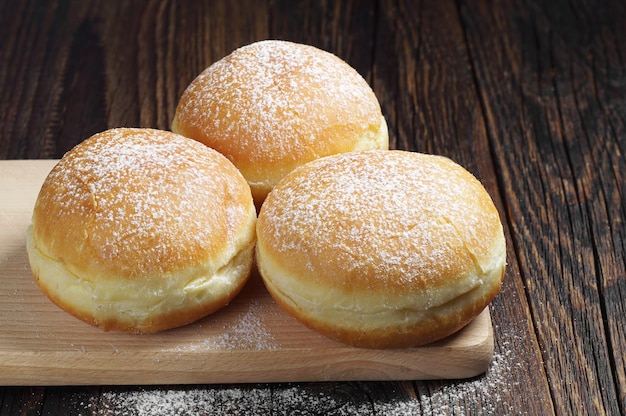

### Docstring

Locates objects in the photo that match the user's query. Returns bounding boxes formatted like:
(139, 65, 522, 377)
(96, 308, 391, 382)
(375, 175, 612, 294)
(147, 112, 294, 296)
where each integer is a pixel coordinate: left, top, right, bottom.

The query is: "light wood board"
(0, 159, 494, 386)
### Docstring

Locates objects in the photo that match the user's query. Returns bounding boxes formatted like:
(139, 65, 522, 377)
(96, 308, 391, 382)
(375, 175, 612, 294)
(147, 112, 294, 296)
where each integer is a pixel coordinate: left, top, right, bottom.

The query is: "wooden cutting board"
(0, 159, 494, 386)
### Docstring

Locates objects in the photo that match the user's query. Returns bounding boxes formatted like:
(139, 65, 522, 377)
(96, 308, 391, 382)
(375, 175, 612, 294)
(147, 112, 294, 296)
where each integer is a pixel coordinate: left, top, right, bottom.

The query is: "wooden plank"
(0, 159, 494, 386)
(458, 0, 626, 414)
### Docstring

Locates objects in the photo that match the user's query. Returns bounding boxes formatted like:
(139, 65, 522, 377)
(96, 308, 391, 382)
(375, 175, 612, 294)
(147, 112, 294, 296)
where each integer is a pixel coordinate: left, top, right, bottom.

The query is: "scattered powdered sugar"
(164, 300, 279, 353)
(95, 384, 422, 416)
(88, 333, 526, 416)
(413, 324, 530, 416)
(416, 351, 523, 415)
(92, 365, 513, 416)
(270, 385, 423, 416)
(207, 300, 279, 350)
(97, 386, 272, 416)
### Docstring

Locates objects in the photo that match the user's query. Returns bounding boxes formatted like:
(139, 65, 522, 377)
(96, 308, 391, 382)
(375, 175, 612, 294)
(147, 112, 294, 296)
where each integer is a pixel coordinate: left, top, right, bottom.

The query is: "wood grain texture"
(0, 0, 625, 414)
(0, 0, 271, 159)
(458, 0, 626, 414)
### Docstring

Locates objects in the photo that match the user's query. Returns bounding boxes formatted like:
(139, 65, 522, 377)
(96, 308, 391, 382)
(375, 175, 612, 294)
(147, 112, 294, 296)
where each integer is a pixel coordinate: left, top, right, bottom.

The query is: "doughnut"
(26, 128, 257, 333)
(255, 150, 506, 348)
(171, 40, 388, 206)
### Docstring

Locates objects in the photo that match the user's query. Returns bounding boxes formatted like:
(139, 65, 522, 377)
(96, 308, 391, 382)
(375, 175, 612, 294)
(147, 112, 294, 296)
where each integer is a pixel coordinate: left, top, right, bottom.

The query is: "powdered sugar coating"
(258, 150, 503, 294)
(172, 40, 387, 194)
(32, 128, 254, 278)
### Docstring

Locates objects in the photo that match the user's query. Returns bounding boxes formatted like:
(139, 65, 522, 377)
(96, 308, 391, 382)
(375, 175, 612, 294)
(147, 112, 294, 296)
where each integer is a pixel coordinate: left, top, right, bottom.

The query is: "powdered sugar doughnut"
(172, 40, 388, 206)
(255, 150, 506, 348)
(27, 128, 257, 333)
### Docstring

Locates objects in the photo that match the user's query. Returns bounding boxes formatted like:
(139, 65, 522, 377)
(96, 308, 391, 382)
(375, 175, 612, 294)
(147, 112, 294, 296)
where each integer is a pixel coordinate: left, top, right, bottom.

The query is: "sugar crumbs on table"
(98, 386, 272, 416)
(418, 343, 528, 416)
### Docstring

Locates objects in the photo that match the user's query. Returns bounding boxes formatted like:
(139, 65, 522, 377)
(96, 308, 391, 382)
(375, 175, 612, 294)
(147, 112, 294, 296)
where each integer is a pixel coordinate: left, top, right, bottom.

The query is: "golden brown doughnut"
(256, 150, 506, 348)
(172, 40, 388, 205)
(27, 128, 257, 333)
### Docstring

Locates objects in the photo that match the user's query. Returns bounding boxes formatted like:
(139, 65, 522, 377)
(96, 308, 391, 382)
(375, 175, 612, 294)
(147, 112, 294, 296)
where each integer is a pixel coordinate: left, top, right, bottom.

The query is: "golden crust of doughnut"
(27, 128, 257, 333)
(256, 150, 506, 348)
(172, 40, 388, 204)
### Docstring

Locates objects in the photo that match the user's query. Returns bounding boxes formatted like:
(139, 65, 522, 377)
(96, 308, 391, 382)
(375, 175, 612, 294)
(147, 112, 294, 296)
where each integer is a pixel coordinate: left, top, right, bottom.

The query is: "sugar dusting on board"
(163, 300, 280, 352)
(204, 300, 279, 350)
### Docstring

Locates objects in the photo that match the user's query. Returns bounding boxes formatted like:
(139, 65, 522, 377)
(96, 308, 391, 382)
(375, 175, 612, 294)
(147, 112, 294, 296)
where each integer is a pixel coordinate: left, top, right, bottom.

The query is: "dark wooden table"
(1, 0, 624, 414)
